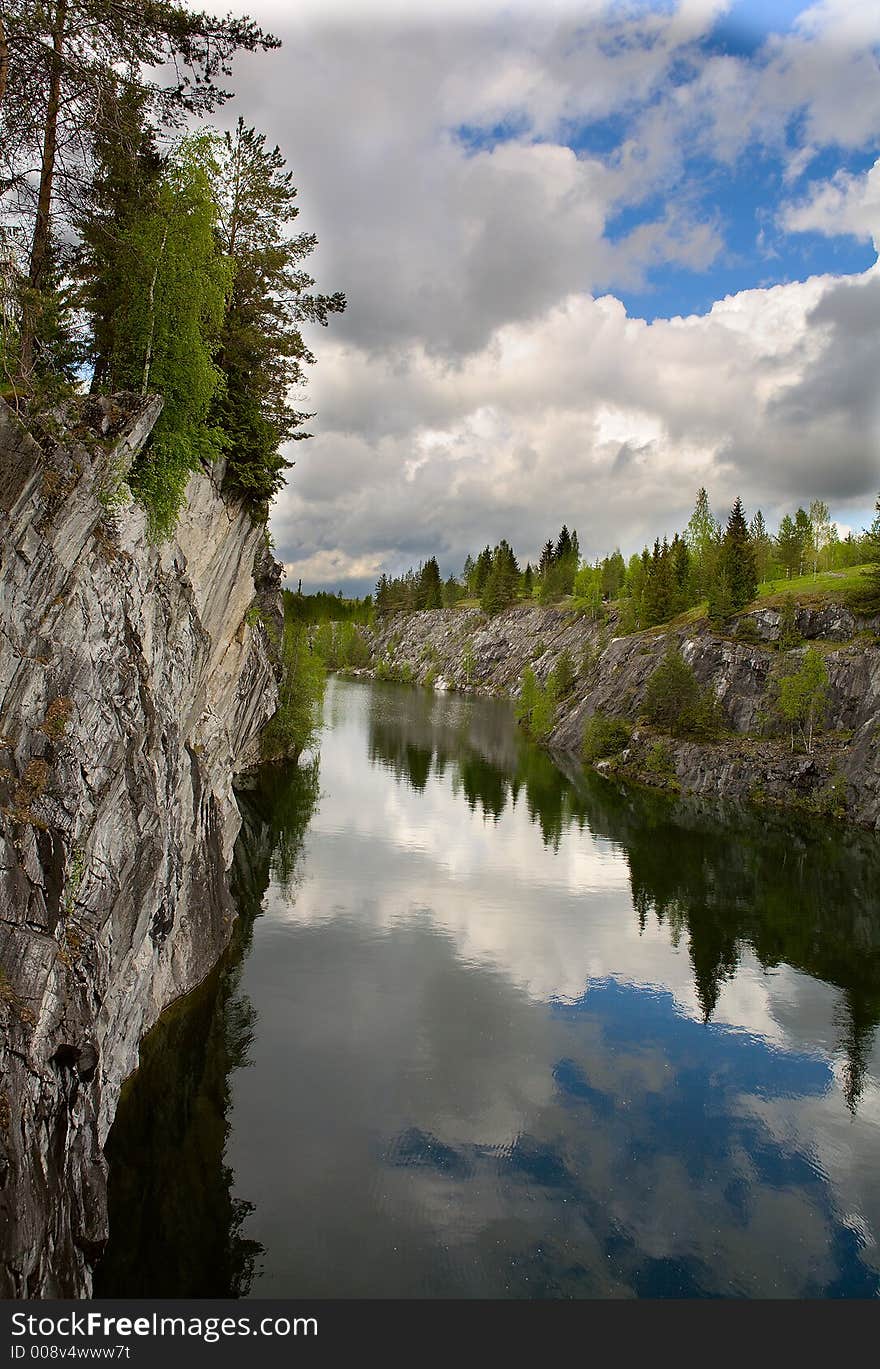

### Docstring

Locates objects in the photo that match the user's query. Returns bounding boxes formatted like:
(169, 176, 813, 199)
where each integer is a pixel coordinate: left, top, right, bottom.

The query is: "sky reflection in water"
(99, 678, 880, 1298)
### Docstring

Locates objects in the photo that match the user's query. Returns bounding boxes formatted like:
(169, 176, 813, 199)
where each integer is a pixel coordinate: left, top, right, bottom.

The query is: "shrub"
(645, 742, 675, 777)
(550, 648, 576, 698)
(582, 713, 631, 763)
(643, 647, 721, 739)
(778, 594, 801, 649)
(734, 616, 762, 645)
(772, 646, 828, 753)
(261, 621, 326, 761)
(514, 666, 557, 741)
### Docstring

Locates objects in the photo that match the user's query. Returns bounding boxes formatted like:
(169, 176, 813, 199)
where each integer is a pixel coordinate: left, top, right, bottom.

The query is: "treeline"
(375, 525, 581, 616)
(377, 490, 880, 626)
(1, 2, 343, 536)
(284, 588, 373, 626)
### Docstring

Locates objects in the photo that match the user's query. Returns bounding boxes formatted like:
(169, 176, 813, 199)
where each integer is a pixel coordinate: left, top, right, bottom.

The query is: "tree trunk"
(0, 15, 9, 108)
(21, 0, 69, 378)
(141, 221, 169, 396)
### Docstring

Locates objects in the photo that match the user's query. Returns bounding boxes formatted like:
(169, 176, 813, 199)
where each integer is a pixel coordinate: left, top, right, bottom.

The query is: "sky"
(225, 0, 880, 595)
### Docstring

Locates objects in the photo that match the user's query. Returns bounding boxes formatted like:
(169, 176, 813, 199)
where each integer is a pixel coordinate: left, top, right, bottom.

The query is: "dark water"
(97, 678, 880, 1298)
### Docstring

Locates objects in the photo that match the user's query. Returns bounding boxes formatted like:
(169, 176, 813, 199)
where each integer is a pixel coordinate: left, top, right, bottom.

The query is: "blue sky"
(237, 1, 880, 592)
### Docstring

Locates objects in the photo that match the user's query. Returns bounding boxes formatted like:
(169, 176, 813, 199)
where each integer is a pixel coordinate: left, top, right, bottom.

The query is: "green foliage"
(284, 587, 373, 626)
(685, 487, 720, 600)
(261, 620, 326, 761)
(550, 648, 576, 698)
(480, 540, 520, 614)
(812, 773, 849, 819)
(715, 497, 758, 611)
(778, 594, 801, 649)
(209, 120, 343, 508)
(644, 742, 676, 777)
(312, 620, 371, 671)
(643, 646, 721, 739)
(772, 647, 829, 753)
(707, 567, 733, 624)
(514, 666, 558, 741)
(461, 641, 476, 685)
(112, 135, 233, 539)
(79, 81, 164, 388)
(734, 616, 762, 645)
(848, 495, 880, 614)
(582, 712, 631, 763)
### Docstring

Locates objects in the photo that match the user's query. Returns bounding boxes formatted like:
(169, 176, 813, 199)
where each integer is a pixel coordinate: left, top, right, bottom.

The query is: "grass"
(755, 565, 872, 604)
(442, 566, 873, 629)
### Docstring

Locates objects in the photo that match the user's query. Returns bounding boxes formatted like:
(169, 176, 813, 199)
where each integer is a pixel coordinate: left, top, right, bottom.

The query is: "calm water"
(97, 678, 880, 1298)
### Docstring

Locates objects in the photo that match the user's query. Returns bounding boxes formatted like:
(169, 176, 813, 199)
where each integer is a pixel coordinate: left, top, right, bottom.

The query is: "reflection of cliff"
(95, 760, 320, 1296)
(368, 689, 880, 1111)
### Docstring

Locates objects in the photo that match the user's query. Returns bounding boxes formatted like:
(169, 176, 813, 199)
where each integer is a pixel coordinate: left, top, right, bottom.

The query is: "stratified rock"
(362, 603, 880, 830)
(0, 397, 279, 1295)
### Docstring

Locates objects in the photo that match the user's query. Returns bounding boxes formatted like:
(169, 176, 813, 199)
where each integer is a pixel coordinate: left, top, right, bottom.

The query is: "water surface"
(98, 678, 880, 1298)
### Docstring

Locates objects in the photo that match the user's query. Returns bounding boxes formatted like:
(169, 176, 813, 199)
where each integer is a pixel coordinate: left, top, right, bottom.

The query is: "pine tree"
(6, 0, 279, 380)
(79, 79, 164, 390)
(473, 546, 492, 594)
(748, 510, 772, 584)
(539, 540, 555, 575)
(707, 567, 734, 623)
(210, 118, 345, 510)
(716, 497, 757, 612)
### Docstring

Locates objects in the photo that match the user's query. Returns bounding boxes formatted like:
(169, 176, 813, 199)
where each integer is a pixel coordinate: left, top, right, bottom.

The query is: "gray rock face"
(0, 398, 279, 1296)
(366, 603, 880, 830)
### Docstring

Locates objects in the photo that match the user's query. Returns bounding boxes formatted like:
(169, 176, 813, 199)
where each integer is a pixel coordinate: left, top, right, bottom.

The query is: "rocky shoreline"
(360, 601, 880, 831)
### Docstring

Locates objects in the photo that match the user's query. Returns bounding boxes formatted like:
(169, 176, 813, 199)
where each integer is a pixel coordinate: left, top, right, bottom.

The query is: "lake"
(96, 677, 880, 1298)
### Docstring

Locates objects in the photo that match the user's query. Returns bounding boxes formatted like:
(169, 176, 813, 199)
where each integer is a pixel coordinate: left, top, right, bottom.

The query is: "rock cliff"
(0, 397, 280, 1296)
(365, 601, 880, 830)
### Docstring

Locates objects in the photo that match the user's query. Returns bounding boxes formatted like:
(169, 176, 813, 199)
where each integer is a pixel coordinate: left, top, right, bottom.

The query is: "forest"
(0, 1, 344, 537)
(375, 489, 880, 629)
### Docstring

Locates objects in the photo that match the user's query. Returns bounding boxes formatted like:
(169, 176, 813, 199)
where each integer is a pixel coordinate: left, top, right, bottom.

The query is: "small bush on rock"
(643, 647, 721, 739)
(582, 713, 631, 763)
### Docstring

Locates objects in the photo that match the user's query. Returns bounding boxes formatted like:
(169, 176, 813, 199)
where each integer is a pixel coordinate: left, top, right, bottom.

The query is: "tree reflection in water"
(366, 682, 880, 1112)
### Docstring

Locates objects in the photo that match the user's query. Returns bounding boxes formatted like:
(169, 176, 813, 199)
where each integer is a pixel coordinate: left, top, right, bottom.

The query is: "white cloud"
(274, 261, 880, 585)
(225, 2, 880, 586)
(782, 157, 880, 251)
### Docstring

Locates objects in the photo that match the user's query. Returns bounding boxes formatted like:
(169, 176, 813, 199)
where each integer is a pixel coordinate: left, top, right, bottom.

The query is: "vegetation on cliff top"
(1, 1, 344, 536)
(375, 488, 880, 636)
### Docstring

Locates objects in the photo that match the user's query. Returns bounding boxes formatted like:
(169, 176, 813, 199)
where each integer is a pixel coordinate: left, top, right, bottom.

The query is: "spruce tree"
(748, 510, 772, 584)
(716, 497, 757, 611)
(210, 119, 345, 509)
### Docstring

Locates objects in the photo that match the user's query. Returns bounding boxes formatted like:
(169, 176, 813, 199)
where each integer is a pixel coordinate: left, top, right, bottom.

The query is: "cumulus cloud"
(782, 157, 880, 250)
(278, 262, 880, 589)
(228, 1, 880, 589)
